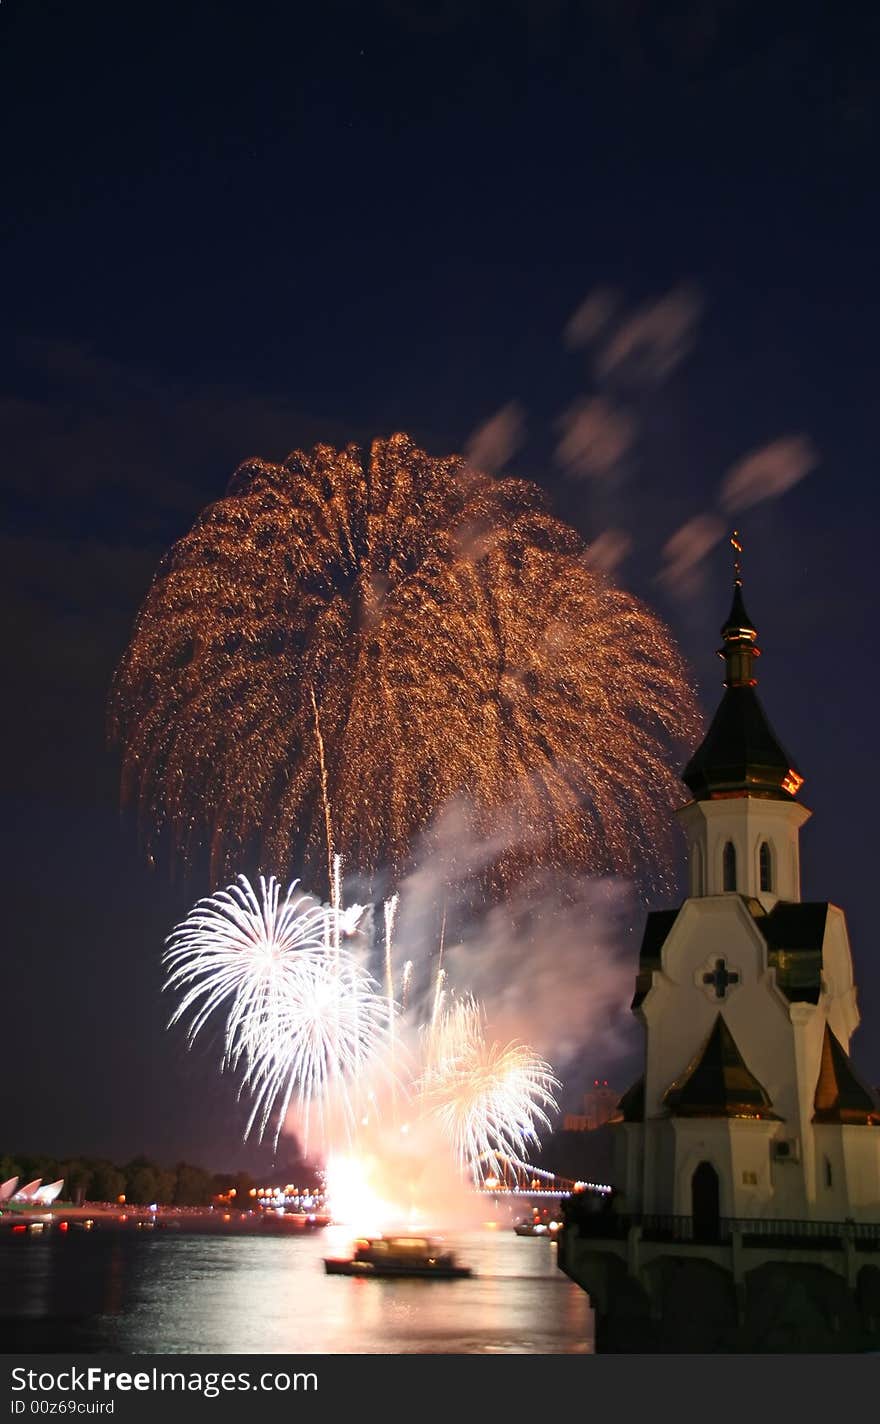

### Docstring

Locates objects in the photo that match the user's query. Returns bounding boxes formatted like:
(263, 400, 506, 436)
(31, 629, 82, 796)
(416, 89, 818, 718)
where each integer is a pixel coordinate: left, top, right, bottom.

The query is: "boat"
(324, 1234, 472, 1279)
(514, 1217, 561, 1237)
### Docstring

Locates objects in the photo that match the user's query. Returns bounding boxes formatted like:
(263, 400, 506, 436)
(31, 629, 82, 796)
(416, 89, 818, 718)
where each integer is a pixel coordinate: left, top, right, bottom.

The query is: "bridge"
(475, 1154, 612, 1200)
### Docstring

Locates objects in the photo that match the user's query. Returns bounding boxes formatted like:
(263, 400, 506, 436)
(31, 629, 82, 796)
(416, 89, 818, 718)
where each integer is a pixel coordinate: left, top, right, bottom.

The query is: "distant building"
(1, 1177, 65, 1206)
(563, 1081, 619, 1131)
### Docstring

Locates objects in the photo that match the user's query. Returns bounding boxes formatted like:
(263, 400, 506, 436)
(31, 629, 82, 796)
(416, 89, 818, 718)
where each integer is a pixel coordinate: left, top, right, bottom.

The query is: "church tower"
(559, 543, 880, 1351)
(677, 571, 808, 908)
(615, 544, 880, 1226)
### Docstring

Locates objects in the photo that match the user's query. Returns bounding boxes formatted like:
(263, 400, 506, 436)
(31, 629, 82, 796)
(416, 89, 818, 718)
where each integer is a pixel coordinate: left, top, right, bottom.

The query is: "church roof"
(613, 1076, 645, 1123)
(681, 684, 802, 800)
(631, 908, 681, 1008)
(813, 1024, 880, 1125)
(681, 577, 803, 801)
(663, 1014, 778, 1119)
(721, 579, 757, 639)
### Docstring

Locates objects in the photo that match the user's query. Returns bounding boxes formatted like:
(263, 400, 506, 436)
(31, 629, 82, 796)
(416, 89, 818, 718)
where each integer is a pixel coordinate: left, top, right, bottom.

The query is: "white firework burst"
(163, 874, 390, 1147)
(419, 994, 560, 1179)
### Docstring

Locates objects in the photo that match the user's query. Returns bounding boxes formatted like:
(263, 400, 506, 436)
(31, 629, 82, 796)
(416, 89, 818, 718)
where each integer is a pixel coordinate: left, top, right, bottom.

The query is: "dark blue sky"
(2, 0, 879, 1169)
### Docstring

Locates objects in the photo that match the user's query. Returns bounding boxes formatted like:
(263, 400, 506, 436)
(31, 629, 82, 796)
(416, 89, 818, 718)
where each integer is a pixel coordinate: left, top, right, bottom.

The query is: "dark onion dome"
(663, 1015, 779, 1119)
(682, 579, 804, 801)
(812, 1024, 880, 1126)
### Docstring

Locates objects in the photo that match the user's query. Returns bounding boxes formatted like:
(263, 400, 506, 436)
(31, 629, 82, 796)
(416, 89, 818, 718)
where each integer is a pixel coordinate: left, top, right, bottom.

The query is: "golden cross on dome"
(731, 529, 743, 584)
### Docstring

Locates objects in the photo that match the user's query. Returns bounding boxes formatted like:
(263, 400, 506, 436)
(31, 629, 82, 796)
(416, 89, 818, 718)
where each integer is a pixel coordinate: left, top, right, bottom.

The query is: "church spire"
(681, 533, 804, 801)
(719, 531, 760, 689)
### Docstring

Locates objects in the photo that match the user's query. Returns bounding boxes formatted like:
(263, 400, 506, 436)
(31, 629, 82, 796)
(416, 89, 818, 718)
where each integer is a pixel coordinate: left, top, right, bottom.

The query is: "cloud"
(464, 401, 525, 474)
(719, 434, 818, 513)
(555, 396, 636, 479)
(564, 286, 619, 349)
(596, 283, 703, 386)
(582, 528, 632, 575)
(658, 513, 725, 597)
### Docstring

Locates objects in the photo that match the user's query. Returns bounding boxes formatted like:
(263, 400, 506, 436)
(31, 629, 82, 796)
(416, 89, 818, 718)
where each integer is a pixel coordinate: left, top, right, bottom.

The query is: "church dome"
(682, 573, 803, 801)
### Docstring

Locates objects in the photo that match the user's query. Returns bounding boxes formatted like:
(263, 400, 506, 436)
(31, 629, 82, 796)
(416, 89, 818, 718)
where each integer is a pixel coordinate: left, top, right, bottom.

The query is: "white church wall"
(671, 1120, 734, 1218)
(839, 1125, 880, 1218)
(726, 1119, 780, 1217)
(642, 1119, 677, 1215)
(812, 1124, 849, 1219)
(788, 1005, 828, 1213)
(677, 798, 810, 905)
(642, 898, 797, 1128)
(612, 1122, 644, 1210)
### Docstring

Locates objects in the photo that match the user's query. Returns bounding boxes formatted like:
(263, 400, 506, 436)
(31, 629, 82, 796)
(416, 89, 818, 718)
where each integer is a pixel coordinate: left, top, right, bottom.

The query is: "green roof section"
(756, 901, 828, 1004)
(663, 1014, 778, 1119)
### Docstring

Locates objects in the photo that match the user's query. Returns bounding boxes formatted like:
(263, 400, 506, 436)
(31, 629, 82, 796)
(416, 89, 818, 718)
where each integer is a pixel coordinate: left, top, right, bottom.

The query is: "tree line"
(0, 1153, 318, 1208)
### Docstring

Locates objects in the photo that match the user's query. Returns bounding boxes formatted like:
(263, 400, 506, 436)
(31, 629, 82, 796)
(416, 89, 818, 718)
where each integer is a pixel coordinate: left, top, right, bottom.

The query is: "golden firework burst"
(109, 433, 699, 893)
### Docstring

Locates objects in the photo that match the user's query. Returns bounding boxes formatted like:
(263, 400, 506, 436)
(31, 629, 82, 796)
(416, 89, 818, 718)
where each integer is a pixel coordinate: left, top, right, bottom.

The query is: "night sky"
(3, 0, 879, 1171)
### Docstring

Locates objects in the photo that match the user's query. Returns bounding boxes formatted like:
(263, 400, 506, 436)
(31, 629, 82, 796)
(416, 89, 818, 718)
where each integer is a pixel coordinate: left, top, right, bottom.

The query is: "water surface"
(1, 1226, 594, 1354)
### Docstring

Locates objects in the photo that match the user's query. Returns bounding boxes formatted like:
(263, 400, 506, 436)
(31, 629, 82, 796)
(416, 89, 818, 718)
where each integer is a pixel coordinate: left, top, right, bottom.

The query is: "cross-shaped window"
(703, 958, 740, 999)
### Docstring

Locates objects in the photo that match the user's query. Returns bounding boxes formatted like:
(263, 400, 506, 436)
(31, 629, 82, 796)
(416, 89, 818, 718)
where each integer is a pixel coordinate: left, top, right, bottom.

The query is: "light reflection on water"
(1, 1229, 594, 1354)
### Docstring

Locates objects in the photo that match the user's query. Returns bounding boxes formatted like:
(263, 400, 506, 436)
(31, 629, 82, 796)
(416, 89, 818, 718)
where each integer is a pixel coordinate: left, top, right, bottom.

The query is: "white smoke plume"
(392, 799, 639, 1091)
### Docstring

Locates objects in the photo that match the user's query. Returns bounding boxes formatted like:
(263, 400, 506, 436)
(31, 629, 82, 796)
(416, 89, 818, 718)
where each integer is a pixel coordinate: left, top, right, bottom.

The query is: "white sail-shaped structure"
(12, 1178, 43, 1202)
(33, 1180, 64, 1205)
(0, 1176, 19, 1203)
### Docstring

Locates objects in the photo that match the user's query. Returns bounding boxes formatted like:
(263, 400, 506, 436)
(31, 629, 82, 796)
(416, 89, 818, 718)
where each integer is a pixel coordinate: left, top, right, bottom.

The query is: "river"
(2, 1224, 594, 1354)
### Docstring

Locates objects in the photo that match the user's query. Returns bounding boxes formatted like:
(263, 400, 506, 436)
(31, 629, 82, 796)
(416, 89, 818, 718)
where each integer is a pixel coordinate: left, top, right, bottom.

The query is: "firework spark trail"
(431, 967, 447, 1036)
(383, 894, 398, 1033)
(110, 434, 700, 896)
(383, 893, 399, 1114)
(310, 689, 335, 897)
(401, 960, 413, 1010)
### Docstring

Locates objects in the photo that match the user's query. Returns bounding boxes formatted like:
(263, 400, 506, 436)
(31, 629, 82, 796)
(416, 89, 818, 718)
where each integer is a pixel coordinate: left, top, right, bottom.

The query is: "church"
(559, 557, 880, 1351)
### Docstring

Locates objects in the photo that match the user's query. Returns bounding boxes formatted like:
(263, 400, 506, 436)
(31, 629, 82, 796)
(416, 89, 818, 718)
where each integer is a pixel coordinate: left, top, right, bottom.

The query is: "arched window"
(759, 841, 773, 893)
(723, 841, 737, 892)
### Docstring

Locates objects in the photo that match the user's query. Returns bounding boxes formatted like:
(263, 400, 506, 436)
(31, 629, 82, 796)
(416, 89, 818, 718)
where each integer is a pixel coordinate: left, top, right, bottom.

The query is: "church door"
(691, 1161, 721, 1241)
